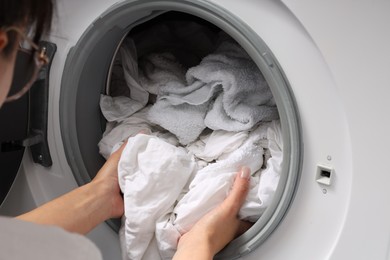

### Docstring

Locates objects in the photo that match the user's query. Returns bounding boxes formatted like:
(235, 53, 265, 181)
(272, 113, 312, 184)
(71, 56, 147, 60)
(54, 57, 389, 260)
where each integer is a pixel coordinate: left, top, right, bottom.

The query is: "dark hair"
(0, 0, 54, 55)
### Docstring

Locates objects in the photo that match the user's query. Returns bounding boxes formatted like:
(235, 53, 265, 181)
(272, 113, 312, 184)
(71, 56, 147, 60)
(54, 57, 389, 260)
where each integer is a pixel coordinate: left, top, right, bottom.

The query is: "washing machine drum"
(59, 1, 302, 258)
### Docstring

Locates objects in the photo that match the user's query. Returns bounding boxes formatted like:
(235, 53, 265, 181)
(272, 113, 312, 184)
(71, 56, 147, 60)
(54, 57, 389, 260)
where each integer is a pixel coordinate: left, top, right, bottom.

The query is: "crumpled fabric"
(114, 121, 282, 260)
(118, 134, 197, 260)
(154, 121, 282, 259)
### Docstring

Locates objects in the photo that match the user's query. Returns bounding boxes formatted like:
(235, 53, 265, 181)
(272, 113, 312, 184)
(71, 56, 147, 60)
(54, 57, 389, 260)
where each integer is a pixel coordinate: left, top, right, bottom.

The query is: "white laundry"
(118, 134, 196, 260)
(99, 95, 145, 123)
(155, 122, 282, 259)
(98, 107, 153, 159)
(186, 130, 249, 163)
(138, 52, 187, 96)
(98, 106, 180, 159)
(257, 120, 283, 212)
(100, 39, 148, 123)
(102, 20, 219, 123)
(98, 20, 284, 260)
(147, 36, 279, 145)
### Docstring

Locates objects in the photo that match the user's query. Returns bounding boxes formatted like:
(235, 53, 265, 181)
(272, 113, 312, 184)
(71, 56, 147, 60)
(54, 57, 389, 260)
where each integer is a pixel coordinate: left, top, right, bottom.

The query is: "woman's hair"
(0, 0, 54, 55)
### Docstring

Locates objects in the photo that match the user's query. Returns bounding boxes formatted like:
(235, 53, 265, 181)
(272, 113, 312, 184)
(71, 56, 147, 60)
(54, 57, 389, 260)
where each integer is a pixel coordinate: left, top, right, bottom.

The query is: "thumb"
(225, 166, 251, 213)
(109, 141, 128, 162)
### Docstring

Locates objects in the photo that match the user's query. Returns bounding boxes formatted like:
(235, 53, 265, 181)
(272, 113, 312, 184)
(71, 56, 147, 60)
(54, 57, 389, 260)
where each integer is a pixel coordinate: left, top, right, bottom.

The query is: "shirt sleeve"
(0, 216, 102, 260)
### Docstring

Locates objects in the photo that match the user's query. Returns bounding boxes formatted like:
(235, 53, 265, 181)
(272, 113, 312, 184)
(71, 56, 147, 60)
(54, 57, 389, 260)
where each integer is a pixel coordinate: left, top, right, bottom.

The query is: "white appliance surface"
(2, 0, 389, 259)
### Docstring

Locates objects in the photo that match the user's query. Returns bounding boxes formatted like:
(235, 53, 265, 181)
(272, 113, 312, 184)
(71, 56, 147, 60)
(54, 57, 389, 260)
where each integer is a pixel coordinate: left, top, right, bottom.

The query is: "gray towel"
(136, 53, 209, 145)
(138, 52, 187, 96)
(147, 37, 279, 145)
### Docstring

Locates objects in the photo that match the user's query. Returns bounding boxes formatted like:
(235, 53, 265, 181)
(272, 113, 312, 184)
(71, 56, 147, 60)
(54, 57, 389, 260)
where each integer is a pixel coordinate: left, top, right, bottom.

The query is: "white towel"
(138, 52, 187, 96)
(118, 134, 196, 260)
(98, 106, 181, 159)
(148, 37, 279, 145)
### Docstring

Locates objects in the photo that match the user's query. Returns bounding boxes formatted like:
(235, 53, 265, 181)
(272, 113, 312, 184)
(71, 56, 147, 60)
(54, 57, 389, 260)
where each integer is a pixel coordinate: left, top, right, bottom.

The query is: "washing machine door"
(0, 42, 56, 204)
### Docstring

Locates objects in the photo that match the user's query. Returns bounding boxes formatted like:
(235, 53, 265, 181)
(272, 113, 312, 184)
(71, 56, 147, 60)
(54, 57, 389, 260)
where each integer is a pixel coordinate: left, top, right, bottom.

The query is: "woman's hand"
(173, 167, 253, 260)
(91, 141, 127, 220)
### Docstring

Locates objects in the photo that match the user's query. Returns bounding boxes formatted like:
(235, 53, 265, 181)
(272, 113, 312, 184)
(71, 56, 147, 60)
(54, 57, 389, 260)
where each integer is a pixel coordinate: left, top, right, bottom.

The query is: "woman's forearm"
(17, 143, 126, 234)
(173, 239, 214, 260)
(16, 180, 113, 234)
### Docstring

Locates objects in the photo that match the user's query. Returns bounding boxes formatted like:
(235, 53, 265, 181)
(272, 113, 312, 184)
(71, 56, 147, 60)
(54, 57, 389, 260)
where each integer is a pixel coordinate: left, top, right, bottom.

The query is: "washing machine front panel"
(279, 0, 390, 259)
(6, 0, 388, 259)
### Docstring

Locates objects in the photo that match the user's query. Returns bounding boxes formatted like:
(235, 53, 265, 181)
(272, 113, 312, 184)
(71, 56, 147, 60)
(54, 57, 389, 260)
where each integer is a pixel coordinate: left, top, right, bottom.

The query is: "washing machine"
(1, 0, 390, 259)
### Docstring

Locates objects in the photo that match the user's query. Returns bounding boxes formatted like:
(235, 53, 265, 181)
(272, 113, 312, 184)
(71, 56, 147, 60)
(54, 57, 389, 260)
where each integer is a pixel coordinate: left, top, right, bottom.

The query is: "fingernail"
(240, 166, 251, 180)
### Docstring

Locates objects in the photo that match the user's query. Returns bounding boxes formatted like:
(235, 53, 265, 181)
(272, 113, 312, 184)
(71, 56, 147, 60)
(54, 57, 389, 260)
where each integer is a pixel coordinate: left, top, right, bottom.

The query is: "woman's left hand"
(92, 142, 127, 219)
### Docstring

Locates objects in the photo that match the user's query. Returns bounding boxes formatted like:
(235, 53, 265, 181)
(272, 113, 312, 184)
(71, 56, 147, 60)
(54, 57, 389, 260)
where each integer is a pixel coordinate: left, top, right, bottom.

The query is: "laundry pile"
(98, 21, 282, 260)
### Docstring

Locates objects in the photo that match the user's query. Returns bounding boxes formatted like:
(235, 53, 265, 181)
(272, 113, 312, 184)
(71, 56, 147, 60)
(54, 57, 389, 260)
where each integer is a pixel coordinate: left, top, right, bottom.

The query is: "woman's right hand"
(173, 166, 253, 260)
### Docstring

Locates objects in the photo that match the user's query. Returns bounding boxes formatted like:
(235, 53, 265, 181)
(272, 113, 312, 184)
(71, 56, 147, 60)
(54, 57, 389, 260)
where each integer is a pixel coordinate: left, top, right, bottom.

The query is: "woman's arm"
(16, 143, 126, 234)
(17, 142, 252, 259)
(173, 167, 253, 260)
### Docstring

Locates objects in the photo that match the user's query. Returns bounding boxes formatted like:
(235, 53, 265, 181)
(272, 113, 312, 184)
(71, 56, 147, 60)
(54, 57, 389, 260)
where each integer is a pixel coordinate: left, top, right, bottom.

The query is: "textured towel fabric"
(155, 121, 282, 259)
(98, 106, 180, 159)
(100, 22, 218, 137)
(194, 40, 279, 131)
(147, 38, 279, 145)
(118, 134, 196, 260)
(138, 52, 187, 96)
(106, 20, 218, 103)
(147, 101, 209, 145)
